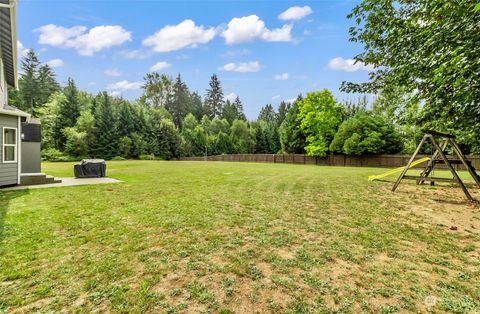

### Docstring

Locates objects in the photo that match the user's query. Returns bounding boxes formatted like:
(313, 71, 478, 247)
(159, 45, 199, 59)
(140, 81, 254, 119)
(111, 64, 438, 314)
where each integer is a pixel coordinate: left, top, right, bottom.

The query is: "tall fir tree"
(279, 98, 306, 154)
(92, 92, 119, 159)
(38, 64, 61, 105)
(54, 78, 81, 149)
(167, 74, 191, 128)
(221, 99, 239, 124)
(258, 104, 277, 124)
(17, 50, 59, 113)
(277, 101, 290, 127)
(118, 101, 136, 138)
(189, 91, 204, 121)
(233, 96, 246, 120)
(18, 50, 40, 113)
(204, 74, 224, 119)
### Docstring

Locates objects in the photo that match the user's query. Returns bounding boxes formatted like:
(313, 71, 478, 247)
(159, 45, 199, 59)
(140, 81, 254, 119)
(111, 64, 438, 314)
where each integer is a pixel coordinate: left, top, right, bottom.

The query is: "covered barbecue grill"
(74, 159, 107, 178)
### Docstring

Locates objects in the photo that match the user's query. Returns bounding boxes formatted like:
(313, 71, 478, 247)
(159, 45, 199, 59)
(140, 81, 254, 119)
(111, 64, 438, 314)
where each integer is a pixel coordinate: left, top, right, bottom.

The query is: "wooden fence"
(179, 154, 480, 170)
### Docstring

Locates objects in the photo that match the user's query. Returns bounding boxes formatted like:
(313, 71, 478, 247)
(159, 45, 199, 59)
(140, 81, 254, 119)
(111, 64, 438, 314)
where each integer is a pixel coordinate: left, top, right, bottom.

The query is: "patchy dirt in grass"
(378, 183, 480, 234)
(12, 297, 55, 313)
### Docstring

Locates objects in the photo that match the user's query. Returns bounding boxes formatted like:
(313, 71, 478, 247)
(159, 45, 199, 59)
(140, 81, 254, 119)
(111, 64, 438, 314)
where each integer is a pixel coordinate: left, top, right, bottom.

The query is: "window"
(3, 127, 17, 163)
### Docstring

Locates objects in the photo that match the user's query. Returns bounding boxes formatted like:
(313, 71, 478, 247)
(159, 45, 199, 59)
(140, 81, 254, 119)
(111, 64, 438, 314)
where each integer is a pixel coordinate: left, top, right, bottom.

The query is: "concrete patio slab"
(1, 177, 122, 191)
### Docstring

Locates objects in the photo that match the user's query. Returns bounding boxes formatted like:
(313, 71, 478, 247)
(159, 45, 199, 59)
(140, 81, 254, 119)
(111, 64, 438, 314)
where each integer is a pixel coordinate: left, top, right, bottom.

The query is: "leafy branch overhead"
(343, 0, 480, 150)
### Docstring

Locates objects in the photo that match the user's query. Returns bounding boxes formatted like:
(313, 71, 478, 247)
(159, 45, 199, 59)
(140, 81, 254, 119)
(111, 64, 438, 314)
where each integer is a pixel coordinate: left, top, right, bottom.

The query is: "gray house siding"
(22, 142, 41, 173)
(0, 113, 19, 186)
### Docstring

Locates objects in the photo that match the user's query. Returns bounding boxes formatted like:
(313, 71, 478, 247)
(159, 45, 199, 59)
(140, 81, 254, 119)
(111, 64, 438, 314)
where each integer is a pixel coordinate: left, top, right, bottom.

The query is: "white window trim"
(2, 126, 18, 163)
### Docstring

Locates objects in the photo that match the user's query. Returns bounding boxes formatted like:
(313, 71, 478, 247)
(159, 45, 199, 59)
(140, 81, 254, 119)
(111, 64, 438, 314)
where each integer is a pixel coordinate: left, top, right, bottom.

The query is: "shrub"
(111, 156, 126, 161)
(42, 148, 78, 162)
(330, 112, 403, 155)
(139, 154, 156, 160)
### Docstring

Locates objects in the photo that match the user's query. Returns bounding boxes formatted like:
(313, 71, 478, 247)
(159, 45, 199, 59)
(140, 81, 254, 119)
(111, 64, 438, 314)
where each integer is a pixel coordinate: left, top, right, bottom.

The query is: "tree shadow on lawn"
(0, 189, 30, 251)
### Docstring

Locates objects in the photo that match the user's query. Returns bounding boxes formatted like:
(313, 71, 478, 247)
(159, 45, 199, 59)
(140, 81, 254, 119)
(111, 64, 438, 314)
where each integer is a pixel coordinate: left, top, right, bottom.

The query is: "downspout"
(17, 116, 21, 184)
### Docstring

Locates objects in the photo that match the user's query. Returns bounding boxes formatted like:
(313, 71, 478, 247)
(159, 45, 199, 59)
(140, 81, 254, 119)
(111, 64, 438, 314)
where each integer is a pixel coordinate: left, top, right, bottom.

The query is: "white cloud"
(107, 80, 143, 91)
(35, 24, 86, 46)
(150, 61, 172, 72)
(17, 41, 30, 58)
(46, 58, 64, 68)
(274, 73, 289, 80)
(69, 26, 132, 56)
(109, 91, 122, 97)
(104, 69, 122, 77)
(327, 57, 374, 72)
(272, 95, 281, 100)
(284, 98, 297, 104)
(88, 81, 96, 86)
(143, 19, 216, 53)
(222, 15, 292, 44)
(225, 92, 237, 102)
(35, 24, 131, 56)
(278, 6, 313, 21)
(220, 61, 261, 73)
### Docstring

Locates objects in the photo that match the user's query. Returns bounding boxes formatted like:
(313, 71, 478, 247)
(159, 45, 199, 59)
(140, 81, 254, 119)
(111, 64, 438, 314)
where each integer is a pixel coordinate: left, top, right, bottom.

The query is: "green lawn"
(1, 161, 479, 313)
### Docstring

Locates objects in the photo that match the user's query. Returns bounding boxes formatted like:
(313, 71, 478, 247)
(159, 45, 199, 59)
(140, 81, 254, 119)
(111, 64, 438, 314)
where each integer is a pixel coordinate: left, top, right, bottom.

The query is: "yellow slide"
(368, 157, 431, 181)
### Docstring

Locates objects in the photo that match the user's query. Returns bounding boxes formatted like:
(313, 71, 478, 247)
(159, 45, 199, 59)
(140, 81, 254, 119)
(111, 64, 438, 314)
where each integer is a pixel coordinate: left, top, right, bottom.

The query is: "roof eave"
(0, 0, 18, 88)
(0, 107, 30, 118)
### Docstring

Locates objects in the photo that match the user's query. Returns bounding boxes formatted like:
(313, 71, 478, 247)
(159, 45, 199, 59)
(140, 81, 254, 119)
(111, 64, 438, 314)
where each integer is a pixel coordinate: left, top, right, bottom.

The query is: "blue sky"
(17, 0, 371, 119)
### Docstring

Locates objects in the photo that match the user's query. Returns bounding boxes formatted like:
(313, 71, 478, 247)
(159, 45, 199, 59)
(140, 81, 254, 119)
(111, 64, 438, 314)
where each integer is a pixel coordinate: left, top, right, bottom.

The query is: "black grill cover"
(74, 159, 106, 178)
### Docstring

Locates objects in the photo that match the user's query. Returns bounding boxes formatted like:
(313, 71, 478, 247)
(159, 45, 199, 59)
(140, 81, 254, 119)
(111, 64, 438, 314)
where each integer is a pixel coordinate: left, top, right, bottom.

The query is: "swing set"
(391, 131, 480, 201)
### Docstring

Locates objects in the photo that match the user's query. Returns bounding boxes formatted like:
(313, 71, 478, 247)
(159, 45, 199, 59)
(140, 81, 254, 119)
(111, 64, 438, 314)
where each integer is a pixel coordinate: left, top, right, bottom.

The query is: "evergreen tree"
(189, 91, 204, 121)
(54, 78, 81, 149)
(91, 92, 119, 159)
(221, 99, 239, 124)
(258, 104, 277, 124)
(277, 101, 290, 127)
(38, 64, 61, 105)
(279, 100, 306, 154)
(253, 122, 269, 153)
(148, 116, 182, 159)
(118, 101, 135, 138)
(204, 74, 224, 119)
(168, 74, 191, 127)
(17, 50, 59, 113)
(233, 96, 246, 120)
(18, 50, 41, 113)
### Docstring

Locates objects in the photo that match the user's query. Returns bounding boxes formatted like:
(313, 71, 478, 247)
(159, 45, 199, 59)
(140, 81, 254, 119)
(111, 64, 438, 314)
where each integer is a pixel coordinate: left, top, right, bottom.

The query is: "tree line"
(10, 0, 480, 164)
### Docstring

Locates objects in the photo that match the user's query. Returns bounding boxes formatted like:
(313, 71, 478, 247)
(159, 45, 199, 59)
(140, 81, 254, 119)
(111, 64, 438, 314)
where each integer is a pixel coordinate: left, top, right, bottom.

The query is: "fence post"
(273, 154, 276, 163)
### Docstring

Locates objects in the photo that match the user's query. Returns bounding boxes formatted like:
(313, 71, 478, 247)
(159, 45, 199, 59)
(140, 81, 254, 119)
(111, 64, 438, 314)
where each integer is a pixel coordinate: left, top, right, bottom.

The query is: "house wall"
(21, 143, 41, 173)
(0, 113, 19, 186)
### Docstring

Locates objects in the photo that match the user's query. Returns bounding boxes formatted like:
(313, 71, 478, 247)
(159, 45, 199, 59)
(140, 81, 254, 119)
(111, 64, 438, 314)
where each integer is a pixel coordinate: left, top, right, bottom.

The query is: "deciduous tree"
(297, 90, 343, 157)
